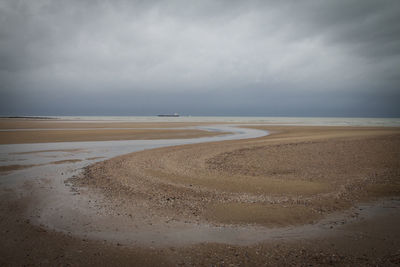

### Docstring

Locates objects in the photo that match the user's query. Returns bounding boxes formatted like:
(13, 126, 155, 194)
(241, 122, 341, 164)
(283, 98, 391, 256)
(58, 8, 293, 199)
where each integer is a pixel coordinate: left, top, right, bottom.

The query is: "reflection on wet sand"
(0, 119, 399, 266)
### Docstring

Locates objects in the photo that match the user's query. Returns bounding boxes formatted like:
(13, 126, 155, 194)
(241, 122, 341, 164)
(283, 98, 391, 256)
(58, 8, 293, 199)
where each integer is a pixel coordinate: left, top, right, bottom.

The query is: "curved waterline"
(2, 125, 397, 248)
(0, 125, 273, 246)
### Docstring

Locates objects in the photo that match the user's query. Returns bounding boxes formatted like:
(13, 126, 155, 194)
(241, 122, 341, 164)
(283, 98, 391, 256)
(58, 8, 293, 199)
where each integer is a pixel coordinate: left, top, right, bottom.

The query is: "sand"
(0, 118, 224, 129)
(1, 121, 400, 266)
(74, 126, 400, 227)
(0, 119, 225, 144)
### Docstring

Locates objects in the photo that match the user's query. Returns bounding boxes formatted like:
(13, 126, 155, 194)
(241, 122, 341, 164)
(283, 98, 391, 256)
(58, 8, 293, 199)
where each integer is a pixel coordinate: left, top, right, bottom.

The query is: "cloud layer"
(1, 0, 399, 116)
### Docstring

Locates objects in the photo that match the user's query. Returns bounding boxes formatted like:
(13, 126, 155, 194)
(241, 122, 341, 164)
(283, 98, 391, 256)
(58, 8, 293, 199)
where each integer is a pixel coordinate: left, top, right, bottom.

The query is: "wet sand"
(1, 121, 400, 266)
(0, 118, 223, 129)
(0, 119, 225, 144)
(0, 128, 226, 144)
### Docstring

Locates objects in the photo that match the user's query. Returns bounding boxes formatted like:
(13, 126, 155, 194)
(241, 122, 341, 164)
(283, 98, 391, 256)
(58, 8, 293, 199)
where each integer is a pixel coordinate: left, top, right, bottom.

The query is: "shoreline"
(2, 116, 400, 127)
(0, 120, 399, 265)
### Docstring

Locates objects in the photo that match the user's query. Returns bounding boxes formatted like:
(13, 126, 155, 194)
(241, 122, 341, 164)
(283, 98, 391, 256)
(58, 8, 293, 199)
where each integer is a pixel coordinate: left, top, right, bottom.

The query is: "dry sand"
(75, 126, 400, 227)
(1, 122, 400, 266)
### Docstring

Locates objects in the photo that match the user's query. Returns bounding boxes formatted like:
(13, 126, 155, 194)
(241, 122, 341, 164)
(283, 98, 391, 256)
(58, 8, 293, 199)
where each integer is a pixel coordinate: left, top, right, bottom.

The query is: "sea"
(41, 116, 400, 127)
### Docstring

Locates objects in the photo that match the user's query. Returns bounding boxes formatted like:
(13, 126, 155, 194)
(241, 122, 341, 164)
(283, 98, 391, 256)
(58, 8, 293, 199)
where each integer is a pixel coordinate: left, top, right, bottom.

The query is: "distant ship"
(157, 113, 180, 117)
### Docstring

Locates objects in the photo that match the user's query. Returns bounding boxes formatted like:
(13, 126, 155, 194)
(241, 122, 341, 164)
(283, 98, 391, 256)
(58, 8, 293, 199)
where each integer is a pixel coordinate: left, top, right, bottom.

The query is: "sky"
(0, 0, 399, 117)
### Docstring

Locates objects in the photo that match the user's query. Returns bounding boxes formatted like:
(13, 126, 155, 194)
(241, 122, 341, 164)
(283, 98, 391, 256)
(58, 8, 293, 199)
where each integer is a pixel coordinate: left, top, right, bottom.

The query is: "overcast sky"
(1, 0, 399, 117)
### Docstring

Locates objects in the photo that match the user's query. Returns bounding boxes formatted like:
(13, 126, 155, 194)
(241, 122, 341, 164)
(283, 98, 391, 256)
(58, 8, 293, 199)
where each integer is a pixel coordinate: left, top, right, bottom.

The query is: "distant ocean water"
(49, 116, 400, 127)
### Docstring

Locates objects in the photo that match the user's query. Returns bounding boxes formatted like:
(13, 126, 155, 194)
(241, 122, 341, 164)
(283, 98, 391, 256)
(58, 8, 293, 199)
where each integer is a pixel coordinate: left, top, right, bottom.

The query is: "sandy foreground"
(1, 119, 400, 266)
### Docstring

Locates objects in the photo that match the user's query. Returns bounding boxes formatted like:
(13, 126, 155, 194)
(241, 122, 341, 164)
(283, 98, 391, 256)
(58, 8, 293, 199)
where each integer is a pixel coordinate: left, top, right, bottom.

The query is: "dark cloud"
(0, 0, 399, 116)
(283, 1, 400, 59)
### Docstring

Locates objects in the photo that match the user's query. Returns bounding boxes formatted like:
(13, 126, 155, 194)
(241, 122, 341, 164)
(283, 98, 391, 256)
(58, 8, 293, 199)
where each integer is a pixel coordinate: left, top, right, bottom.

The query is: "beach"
(0, 118, 399, 266)
(0, 118, 226, 144)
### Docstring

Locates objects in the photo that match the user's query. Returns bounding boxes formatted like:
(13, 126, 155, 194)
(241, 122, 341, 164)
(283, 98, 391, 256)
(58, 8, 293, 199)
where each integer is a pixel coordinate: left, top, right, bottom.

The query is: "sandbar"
(0, 118, 225, 144)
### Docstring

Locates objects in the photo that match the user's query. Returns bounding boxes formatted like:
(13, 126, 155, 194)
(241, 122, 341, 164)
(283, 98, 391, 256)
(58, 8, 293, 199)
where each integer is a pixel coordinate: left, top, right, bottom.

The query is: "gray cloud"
(0, 0, 399, 116)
